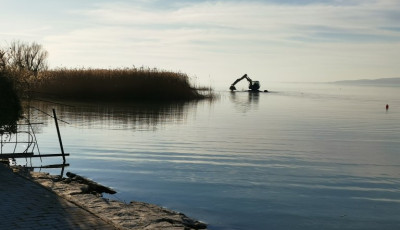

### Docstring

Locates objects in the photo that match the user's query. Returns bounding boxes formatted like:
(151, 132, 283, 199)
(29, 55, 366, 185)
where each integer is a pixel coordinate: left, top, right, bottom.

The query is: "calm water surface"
(28, 83, 400, 230)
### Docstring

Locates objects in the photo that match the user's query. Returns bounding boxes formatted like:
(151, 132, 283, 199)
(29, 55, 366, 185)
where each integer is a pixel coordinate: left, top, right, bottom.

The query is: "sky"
(1, 0, 400, 89)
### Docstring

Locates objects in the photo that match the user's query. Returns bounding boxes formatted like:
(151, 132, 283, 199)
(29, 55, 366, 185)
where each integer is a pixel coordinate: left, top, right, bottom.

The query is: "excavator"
(229, 74, 268, 92)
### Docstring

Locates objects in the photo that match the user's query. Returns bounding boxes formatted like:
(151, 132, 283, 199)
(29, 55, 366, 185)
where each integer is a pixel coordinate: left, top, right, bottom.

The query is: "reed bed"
(33, 67, 208, 101)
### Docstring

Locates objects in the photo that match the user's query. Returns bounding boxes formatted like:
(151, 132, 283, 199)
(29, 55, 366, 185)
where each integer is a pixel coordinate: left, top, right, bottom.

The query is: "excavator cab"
(249, 81, 260, 91)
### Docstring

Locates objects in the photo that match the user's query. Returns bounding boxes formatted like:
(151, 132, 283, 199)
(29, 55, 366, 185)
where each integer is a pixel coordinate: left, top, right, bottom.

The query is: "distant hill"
(333, 78, 400, 86)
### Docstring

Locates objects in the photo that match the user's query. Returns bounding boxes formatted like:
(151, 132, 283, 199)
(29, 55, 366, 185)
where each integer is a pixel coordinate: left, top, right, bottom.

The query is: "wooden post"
(52, 109, 66, 164)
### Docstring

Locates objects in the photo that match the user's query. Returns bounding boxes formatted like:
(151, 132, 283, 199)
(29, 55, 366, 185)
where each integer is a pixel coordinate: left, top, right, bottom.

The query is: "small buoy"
(386, 104, 389, 110)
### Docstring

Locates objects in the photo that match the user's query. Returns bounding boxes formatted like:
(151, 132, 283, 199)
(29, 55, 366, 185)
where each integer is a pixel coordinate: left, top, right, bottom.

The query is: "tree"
(0, 41, 49, 99)
(6, 40, 49, 77)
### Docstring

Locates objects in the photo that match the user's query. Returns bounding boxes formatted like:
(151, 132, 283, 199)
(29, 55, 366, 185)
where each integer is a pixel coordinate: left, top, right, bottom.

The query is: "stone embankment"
(16, 168, 207, 230)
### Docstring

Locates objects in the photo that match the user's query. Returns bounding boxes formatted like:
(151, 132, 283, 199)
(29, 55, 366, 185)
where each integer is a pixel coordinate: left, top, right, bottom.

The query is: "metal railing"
(0, 109, 69, 176)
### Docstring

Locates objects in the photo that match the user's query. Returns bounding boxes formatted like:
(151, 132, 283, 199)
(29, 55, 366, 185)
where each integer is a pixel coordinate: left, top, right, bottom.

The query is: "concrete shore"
(1, 163, 207, 230)
(0, 163, 116, 229)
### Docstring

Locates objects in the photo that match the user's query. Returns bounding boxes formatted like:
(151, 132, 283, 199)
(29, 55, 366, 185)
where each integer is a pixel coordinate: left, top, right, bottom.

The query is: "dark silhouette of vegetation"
(1, 40, 49, 99)
(33, 67, 209, 101)
(2, 40, 211, 101)
(0, 74, 22, 134)
(0, 40, 44, 133)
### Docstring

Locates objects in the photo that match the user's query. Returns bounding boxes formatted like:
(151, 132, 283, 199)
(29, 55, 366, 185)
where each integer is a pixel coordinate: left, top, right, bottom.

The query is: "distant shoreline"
(331, 77, 400, 86)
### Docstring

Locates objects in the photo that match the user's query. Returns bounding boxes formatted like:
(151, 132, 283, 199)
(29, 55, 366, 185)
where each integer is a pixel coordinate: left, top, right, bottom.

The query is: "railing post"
(52, 109, 66, 164)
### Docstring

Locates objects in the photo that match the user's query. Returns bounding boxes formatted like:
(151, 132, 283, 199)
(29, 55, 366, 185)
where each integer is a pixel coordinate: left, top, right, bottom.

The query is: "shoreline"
(13, 166, 207, 230)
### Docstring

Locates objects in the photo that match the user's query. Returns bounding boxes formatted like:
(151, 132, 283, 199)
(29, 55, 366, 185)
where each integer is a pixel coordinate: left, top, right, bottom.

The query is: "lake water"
(24, 83, 400, 230)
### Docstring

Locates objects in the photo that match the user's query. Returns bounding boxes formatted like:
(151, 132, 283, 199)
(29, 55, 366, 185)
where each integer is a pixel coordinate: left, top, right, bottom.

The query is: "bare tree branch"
(6, 40, 48, 77)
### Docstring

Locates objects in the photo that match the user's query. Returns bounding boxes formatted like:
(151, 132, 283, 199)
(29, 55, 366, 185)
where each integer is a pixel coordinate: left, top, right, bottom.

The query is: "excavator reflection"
(229, 74, 268, 92)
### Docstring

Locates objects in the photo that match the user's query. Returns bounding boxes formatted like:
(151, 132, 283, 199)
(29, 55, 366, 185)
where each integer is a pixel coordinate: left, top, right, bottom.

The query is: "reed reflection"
(29, 100, 199, 131)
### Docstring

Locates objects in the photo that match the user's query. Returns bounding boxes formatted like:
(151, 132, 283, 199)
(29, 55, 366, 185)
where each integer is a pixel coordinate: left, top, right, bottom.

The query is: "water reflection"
(0, 114, 18, 135)
(20, 85, 400, 230)
(29, 100, 200, 131)
(229, 91, 260, 113)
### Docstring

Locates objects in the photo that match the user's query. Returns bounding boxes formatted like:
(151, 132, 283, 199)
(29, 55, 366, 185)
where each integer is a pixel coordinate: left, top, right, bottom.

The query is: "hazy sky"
(1, 0, 399, 88)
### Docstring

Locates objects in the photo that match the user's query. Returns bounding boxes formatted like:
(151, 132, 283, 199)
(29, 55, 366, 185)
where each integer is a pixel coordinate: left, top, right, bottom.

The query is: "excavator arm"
(230, 74, 251, 91)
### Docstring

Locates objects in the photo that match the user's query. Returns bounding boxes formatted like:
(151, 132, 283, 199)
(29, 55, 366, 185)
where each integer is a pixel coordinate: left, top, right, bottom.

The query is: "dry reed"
(33, 67, 207, 101)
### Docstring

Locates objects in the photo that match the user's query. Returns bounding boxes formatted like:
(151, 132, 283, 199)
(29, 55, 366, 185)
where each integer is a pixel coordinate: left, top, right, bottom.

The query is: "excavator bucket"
(229, 85, 236, 91)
